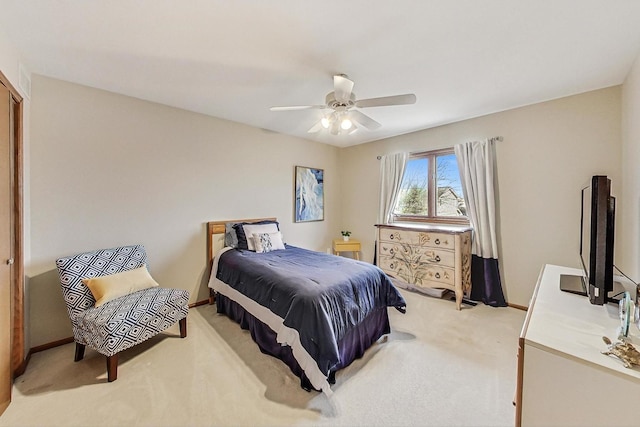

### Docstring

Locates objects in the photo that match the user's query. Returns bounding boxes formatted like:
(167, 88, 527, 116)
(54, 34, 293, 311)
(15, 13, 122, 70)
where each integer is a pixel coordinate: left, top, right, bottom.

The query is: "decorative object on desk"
(294, 166, 324, 222)
(341, 230, 351, 241)
(601, 336, 640, 368)
(618, 291, 632, 338)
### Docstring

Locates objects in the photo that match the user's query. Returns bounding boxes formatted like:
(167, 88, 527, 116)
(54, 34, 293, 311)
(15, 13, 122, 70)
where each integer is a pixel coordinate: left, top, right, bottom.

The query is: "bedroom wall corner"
(621, 48, 640, 283)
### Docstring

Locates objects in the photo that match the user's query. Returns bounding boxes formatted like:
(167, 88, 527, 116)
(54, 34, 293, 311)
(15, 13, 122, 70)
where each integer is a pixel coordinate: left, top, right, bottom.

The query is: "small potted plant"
(341, 230, 351, 241)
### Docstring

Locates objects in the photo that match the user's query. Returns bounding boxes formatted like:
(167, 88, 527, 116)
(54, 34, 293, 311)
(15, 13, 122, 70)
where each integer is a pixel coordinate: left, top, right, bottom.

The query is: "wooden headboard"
(206, 217, 277, 264)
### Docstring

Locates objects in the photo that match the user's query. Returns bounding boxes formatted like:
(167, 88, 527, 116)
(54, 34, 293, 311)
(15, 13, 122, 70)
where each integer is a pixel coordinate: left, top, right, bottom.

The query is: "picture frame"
(294, 166, 324, 222)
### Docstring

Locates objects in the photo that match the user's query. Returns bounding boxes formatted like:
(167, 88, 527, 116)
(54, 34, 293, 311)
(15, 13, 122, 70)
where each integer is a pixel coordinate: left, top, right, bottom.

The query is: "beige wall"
(0, 28, 28, 102)
(28, 75, 341, 346)
(340, 87, 623, 307)
(621, 52, 640, 282)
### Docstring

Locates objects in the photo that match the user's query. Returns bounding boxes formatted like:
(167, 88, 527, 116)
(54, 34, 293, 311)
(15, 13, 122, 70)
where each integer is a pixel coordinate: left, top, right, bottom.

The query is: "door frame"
(0, 69, 25, 378)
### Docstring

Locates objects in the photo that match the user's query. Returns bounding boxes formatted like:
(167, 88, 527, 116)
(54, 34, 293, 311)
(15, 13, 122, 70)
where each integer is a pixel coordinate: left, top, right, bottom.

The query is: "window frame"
(393, 148, 470, 226)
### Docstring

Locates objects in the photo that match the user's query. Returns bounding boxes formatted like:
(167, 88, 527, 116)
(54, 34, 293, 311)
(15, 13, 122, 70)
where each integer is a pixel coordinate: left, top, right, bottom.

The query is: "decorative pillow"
(243, 223, 280, 251)
(253, 231, 285, 253)
(224, 222, 239, 248)
(82, 265, 160, 307)
(233, 220, 279, 250)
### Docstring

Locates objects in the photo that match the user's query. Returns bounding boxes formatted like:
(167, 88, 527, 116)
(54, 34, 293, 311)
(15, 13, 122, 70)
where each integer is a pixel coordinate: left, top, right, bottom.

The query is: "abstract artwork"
(295, 166, 324, 222)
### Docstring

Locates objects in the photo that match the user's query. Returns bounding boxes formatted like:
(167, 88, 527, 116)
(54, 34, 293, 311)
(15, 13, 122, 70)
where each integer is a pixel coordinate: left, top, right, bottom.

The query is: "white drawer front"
(378, 255, 455, 287)
(378, 228, 454, 250)
(378, 241, 455, 267)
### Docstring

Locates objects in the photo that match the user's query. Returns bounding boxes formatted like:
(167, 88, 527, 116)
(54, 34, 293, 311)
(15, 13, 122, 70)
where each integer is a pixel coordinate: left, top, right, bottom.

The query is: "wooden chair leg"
(74, 343, 85, 362)
(107, 354, 118, 382)
(179, 317, 187, 338)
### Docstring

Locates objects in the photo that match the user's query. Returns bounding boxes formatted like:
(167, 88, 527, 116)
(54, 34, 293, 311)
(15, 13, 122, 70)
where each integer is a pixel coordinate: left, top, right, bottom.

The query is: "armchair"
(55, 244, 189, 381)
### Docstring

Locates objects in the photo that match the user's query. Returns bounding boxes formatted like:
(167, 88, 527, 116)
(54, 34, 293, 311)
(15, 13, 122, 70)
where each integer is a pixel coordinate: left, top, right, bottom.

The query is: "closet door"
(0, 83, 11, 415)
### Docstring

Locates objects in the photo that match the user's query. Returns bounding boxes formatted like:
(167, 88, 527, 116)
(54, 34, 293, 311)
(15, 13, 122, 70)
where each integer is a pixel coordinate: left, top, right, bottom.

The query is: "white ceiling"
(2, 1, 640, 148)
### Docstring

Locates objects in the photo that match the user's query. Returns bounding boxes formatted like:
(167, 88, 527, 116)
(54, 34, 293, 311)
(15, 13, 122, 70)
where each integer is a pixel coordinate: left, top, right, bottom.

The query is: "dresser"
(376, 223, 472, 310)
(516, 265, 640, 426)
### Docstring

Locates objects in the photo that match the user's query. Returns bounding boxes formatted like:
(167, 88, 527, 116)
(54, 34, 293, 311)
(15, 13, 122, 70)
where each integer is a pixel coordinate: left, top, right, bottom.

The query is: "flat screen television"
(561, 175, 622, 304)
(580, 175, 620, 304)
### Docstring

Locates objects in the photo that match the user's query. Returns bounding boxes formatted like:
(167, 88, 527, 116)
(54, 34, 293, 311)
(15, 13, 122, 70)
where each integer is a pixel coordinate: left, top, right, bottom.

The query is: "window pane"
(435, 154, 465, 216)
(394, 158, 428, 215)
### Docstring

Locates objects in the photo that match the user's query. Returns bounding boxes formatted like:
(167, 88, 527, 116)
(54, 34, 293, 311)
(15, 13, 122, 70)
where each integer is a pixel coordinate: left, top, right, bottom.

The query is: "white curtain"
(455, 140, 498, 257)
(455, 139, 506, 307)
(378, 152, 408, 224)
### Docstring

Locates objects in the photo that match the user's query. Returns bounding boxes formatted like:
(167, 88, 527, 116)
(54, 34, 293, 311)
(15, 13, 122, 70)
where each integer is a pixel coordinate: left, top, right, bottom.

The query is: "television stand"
(559, 274, 627, 304)
(559, 274, 587, 296)
(516, 265, 640, 426)
(606, 280, 627, 304)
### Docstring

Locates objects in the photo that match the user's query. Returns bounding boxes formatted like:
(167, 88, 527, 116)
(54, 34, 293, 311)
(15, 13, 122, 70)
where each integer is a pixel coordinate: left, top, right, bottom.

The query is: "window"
(393, 148, 468, 224)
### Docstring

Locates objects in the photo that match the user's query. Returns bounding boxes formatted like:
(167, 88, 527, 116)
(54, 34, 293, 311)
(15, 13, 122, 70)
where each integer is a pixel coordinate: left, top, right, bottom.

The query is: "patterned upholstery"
(56, 245, 189, 358)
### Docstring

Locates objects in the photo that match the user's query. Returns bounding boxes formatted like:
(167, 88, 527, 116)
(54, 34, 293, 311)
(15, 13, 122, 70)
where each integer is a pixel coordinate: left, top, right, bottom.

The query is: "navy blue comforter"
(216, 245, 406, 374)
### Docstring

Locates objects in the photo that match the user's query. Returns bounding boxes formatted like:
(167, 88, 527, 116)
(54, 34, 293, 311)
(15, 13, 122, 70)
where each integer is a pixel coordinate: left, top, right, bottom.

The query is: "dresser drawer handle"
(435, 255, 441, 262)
(435, 272, 441, 279)
(435, 238, 440, 245)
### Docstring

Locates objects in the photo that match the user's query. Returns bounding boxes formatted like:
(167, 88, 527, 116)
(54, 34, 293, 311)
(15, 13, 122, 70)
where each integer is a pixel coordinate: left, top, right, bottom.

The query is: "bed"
(206, 218, 406, 395)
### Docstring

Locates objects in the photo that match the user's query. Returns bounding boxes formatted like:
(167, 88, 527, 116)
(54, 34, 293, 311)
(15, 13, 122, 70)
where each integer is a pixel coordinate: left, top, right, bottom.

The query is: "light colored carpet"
(0, 288, 525, 427)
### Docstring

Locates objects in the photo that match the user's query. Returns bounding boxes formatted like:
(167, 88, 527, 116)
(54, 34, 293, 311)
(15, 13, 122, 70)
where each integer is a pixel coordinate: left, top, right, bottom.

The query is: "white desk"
(516, 264, 640, 427)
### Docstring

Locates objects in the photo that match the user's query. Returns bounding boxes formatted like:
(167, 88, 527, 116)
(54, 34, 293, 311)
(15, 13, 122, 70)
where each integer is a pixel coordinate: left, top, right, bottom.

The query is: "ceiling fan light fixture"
(271, 74, 416, 137)
(330, 120, 341, 135)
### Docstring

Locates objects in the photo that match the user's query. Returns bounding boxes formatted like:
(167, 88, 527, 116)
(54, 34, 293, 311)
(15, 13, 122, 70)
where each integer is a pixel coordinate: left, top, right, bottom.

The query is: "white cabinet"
(516, 264, 640, 426)
(375, 223, 471, 310)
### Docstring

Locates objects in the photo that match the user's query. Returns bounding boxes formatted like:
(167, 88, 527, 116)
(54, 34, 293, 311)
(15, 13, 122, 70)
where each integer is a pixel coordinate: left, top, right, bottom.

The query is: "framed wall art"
(294, 166, 324, 222)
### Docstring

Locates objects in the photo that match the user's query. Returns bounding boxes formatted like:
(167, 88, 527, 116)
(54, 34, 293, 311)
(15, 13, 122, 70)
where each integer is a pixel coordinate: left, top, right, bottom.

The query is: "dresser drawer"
(378, 255, 455, 287)
(378, 241, 455, 267)
(378, 227, 454, 250)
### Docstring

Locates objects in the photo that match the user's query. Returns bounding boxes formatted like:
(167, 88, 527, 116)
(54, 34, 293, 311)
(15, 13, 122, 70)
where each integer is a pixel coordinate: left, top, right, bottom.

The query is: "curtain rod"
(376, 136, 503, 159)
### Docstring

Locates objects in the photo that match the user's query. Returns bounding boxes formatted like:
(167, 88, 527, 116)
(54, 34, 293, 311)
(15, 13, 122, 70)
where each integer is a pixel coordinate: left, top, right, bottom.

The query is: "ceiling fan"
(269, 74, 417, 135)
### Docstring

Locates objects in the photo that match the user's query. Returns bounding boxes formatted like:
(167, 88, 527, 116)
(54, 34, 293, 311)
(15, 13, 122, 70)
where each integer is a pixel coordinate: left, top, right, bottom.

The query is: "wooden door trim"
(0, 69, 25, 377)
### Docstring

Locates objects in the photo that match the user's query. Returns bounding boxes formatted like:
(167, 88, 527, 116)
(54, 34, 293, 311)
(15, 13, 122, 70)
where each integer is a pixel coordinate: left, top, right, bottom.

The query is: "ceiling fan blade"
(355, 93, 416, 108)
(333, 75, 354, 103)
(307, 121, 323, 133)
(350, 110, 381, 130)
(270, 105, 327, 111)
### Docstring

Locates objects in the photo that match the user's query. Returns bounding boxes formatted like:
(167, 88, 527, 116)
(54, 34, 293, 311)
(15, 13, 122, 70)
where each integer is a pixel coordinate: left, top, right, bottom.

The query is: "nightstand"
(333, 239, 361, 260)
